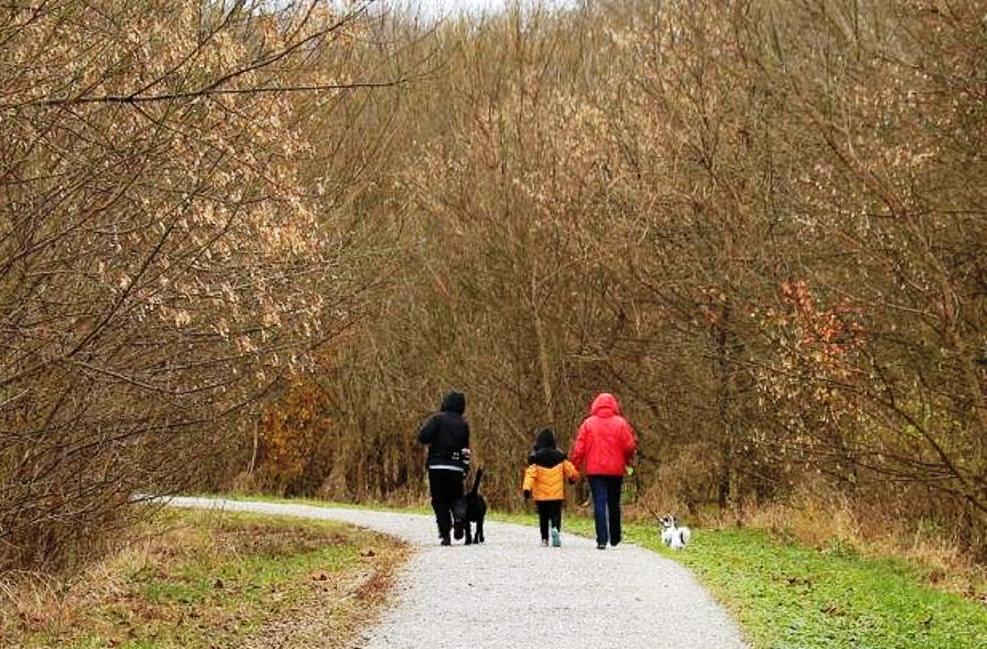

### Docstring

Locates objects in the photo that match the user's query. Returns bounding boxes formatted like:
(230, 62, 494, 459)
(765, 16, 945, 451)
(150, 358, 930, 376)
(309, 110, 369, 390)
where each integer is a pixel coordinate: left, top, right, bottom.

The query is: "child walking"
(522, 428, 579, 547)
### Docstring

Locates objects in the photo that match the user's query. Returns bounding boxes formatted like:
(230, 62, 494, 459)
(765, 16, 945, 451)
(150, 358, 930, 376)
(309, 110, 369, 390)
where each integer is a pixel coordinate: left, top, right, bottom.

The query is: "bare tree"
(0, 0, 409, 571)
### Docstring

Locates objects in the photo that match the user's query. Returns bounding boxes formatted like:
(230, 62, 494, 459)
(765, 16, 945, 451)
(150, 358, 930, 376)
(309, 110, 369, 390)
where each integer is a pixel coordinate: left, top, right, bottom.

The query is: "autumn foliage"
(0, 1, 403, 571)
(252, 380, 335, 496)
(249, 0, 987, 558)
(2, 0, 985, 573)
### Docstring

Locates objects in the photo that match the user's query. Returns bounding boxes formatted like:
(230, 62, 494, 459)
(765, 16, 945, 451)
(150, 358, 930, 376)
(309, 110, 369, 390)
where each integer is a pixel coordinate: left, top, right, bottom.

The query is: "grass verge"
(0, 508, 408, 649)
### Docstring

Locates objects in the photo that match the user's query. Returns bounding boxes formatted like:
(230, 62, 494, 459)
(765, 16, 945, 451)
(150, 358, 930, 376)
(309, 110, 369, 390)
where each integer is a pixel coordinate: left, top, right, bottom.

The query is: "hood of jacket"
(529, 428, 565, 467)
(528, 446, 567, 468)
(440, 391, 466, 415)
(534, 428, 556, 450)
(590, 392, 621, 418)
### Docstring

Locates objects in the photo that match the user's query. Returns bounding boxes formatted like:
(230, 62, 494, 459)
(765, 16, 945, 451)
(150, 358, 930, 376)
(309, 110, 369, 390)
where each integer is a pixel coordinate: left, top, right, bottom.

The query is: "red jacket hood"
(590, 393, 621, 418)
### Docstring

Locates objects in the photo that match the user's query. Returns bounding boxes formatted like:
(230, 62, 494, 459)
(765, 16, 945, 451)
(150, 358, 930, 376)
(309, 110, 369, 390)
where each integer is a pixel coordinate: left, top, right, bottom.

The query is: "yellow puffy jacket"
(522, 449, 579, 502)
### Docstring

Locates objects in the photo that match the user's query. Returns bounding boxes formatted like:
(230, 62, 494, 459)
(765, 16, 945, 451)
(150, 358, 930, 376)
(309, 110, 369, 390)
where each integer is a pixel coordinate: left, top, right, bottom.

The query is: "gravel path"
(167, 496, 747, 649)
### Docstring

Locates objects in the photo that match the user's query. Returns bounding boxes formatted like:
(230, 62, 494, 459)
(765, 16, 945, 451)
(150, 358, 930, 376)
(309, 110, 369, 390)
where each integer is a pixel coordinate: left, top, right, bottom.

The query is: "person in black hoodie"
(417, 391, 471, 545)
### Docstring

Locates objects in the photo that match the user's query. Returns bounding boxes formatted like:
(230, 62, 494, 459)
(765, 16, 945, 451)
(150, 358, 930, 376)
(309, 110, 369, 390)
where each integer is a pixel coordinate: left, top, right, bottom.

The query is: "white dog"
(659, 514, 691, 549)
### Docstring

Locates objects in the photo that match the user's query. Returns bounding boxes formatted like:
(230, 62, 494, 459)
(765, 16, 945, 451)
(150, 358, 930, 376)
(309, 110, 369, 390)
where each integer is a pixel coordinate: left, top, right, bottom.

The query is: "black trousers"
(536, 500, 563, 540)
(428, 468, 464, 539)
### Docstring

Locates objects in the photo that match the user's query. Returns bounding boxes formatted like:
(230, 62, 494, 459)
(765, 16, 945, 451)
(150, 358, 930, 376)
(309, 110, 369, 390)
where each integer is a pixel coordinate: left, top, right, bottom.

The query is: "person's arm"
(522, 465, 536, 500)
(569, 422, 588, 470)
(563, 459, 580, 483)
(623, 421, 638, 462)
(417, 414, 438, 445)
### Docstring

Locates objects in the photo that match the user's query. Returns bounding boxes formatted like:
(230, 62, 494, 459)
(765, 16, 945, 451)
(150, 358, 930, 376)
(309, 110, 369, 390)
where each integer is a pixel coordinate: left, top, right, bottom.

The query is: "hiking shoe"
(596, 543, 607, 550)
(440, 536, 451, 546)
(540, 539, 549, 547)
(453, 522, 464, 540)
(550, 527, 561, 547)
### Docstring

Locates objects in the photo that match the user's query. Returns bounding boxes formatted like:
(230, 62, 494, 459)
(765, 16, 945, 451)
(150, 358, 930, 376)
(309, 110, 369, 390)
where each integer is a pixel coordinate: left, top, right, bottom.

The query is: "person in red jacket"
(569, 392, 637, 549)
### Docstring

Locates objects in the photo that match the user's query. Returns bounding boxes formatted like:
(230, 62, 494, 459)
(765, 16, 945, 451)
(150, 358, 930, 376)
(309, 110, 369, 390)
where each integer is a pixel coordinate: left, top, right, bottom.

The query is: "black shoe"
(453, 523, 464, 540)
(440, 533, 451, 546)
(597, 543, 607, 550)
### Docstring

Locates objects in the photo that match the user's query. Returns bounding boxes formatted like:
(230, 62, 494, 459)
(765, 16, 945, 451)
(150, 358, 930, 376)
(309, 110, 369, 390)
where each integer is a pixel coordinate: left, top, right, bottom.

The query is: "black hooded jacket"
(417, 391, 470, 471)
(528, 428, 568, 469)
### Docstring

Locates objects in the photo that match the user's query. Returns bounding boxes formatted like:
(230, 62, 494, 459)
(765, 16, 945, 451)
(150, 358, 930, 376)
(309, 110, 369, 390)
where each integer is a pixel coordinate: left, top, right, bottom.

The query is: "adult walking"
(417, 391, 471, 545)
(570, 392, 637, 549)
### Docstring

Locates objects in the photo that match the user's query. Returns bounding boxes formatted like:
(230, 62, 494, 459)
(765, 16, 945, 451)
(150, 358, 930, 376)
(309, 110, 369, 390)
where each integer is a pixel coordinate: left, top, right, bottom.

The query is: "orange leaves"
(255, 380, 335, 494)
(780, 280, 814, 315)
(753, 279, 870, 439)
(779, 280, 865, 364)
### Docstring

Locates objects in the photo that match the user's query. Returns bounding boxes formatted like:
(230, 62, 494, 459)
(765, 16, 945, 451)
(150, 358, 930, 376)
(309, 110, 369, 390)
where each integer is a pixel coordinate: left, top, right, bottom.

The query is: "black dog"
(452, 468, 487, 545)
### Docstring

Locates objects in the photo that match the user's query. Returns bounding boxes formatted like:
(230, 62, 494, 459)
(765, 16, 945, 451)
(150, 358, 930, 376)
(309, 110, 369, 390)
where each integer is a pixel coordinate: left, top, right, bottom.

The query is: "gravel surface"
(167, 496, 748, 649)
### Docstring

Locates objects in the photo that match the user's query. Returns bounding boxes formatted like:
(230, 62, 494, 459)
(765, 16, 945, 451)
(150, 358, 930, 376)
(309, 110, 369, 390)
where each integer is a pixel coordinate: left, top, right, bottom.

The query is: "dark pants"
(428, 468, 464, 539)
(589, 475, 623, 546)
(535, 500, 563, 540)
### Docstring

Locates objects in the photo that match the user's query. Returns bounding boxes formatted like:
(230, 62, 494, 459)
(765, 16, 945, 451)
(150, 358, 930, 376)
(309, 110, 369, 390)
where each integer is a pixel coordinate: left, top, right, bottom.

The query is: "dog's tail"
(470, 468, 484, 496)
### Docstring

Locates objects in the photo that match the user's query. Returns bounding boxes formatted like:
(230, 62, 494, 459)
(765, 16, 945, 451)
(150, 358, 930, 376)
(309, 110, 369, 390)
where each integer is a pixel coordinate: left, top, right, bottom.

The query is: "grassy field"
(0, 509, 408, 649)
(659, 527, 985, 649)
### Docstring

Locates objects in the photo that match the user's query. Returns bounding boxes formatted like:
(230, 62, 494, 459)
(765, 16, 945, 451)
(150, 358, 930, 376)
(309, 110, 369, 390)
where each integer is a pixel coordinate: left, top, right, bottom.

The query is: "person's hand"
(523, 490, 531, 501)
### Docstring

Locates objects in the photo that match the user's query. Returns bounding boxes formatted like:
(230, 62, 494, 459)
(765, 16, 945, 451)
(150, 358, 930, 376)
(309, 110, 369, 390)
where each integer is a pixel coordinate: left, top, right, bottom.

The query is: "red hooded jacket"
(569, 393, 637, 477)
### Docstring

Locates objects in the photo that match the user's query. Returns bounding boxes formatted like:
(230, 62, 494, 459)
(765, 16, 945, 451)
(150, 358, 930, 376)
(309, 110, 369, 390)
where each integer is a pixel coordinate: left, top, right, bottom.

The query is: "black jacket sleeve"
(417, 414, 438, 445)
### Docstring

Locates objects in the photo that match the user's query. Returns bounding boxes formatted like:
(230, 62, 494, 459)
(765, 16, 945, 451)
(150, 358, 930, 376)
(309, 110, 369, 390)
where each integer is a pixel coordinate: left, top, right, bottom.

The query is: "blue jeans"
(588, 475, 623, 546)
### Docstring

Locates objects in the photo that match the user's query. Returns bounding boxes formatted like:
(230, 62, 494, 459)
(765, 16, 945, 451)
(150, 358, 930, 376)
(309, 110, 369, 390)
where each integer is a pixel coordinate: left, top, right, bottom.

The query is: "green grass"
(5, 509, 406, 649)
(658, 527, 986, 649)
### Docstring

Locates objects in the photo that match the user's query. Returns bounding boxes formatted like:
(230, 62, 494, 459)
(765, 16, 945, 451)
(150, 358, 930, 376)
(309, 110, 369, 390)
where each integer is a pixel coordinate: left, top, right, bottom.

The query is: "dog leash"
(629, 446, 666, 526)
(637, 489, 665, 526)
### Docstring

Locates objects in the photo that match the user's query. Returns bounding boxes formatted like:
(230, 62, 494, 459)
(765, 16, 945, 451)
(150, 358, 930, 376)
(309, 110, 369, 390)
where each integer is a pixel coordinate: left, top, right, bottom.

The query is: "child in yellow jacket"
(522, 428, 579, 547)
